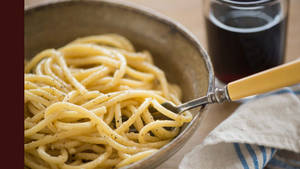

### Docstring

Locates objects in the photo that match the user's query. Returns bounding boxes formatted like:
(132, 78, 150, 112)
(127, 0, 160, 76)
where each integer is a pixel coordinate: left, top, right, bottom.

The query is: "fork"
(150, 59, 300, 114)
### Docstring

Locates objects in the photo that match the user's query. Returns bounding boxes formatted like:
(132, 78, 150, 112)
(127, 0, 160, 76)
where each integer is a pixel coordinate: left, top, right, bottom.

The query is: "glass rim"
(218, 0, 277, 6)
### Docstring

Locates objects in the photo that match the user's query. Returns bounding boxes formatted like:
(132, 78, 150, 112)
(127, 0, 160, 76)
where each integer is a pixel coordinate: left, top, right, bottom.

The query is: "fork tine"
(161, 102, 180, 113)
(148, 102, 179, 114)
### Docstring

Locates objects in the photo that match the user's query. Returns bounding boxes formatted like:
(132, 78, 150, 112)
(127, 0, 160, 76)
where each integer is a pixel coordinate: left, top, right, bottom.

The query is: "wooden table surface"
(25, 0, 300, 168)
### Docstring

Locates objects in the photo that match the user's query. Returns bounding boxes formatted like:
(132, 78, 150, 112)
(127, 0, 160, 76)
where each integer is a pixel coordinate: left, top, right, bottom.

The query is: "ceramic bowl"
(24, 1, 214, 168)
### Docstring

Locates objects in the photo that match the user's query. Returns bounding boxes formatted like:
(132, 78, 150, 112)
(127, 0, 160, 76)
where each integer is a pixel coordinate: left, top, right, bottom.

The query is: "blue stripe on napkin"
(258, 146, 267, 167)
(233, 143, 278, 169)
(234, 143, 250, 169)
(270, 148, 276, 159)
(246, 144, 259, 169)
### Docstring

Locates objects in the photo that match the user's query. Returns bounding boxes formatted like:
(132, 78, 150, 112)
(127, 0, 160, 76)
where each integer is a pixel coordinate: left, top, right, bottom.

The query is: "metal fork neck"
(177, 86, 231, 113)
(208, 87, 231, 104)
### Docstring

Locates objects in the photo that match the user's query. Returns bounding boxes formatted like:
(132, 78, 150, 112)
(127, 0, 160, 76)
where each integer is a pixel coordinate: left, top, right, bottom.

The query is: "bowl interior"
(25, 1, 212, 168)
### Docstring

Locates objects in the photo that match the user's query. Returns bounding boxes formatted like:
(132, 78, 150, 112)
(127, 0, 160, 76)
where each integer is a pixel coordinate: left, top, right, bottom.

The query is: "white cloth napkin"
(179, 84, 300, 169)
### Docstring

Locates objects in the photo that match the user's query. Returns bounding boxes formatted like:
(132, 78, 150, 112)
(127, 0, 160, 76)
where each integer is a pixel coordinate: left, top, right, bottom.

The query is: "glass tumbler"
(203, 0, 289, 84)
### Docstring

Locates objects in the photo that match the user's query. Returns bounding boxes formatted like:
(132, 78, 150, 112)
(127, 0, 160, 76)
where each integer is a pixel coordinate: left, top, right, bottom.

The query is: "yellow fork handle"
(227, 59, 300, 101)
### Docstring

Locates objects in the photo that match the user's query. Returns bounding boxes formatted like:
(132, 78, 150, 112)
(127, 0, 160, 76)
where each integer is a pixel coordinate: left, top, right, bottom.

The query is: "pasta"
(24, 34, 192, 169)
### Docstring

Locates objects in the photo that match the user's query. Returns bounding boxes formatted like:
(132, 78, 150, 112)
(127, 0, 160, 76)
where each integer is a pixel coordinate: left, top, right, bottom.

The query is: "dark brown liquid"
(206, 8, 287, 83)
